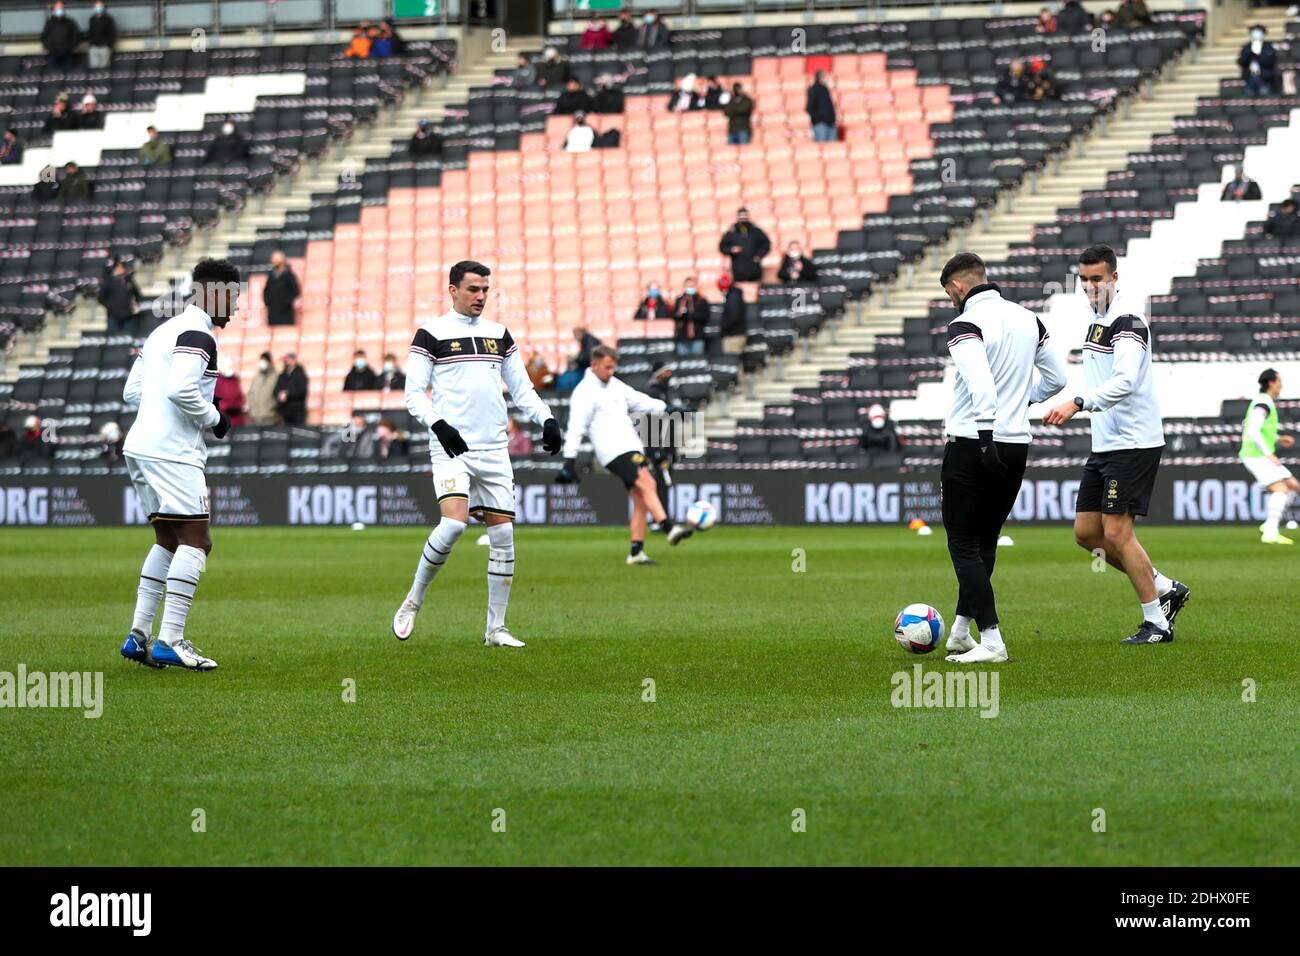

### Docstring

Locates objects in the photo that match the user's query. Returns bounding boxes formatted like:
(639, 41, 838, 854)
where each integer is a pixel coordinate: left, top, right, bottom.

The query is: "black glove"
(555, 458, 578, 485)
(431, 419, 468, 457)
(211, 405, 231, 440)
(541, 417, 562, 455)
(978, 429, 1007, 475)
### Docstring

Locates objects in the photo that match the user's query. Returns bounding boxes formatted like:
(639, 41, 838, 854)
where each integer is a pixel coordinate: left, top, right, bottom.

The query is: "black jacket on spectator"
(33, 177, 59, 202)
(41, 16, 80, 57)
(592, 85, 624, 113)
(78, 108, 105, 131)
(203, 131, 251, 165)
(635, 295, 673, 319)
(723, 93, 754, 136)
(275, 366, 309, 424)
(380, 369, 406, 391)
(263, 267, 301, 326)
(576, 331, 601, 369)
(719, 222, 771, 282)
(60, 169, 92, 201)
(554, 88, 593, 115)
(1264, 210, 1300, 241)
(638, 22, 669, 49)
(778, 254, 819, 284)
(860, 421, 902, 453)
(721, 287, 746, 337)
(806, 80, 836, 126)
(535, 59, 569, 88)
(343, 366, 378, 391)
(672, 293, 709, 343)
(98, 272, 141, 323)
(1054, 0, 1091, 33)
(1221, 177, 1262, 201)
(409, 130, 442, 157)
(44, 110, 79, 134)
(613, 21, 637, 51)
(87, 12, 118, 47)
(1237, 42, 1278, 86)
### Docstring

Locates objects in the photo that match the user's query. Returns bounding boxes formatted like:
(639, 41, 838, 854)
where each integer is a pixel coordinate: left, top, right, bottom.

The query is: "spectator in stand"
(342, 414, 375, 460)
(379, 353, 405, 391)
(859, 403, 902, 453)
(507, 418, 534, 459)
(19, 415, 50, 463)
(1025, 58, 1058, 101)
(275, 353, 309, 425)
(1036, 7, 1057, 33)
(672, 277, 709, 356)
(526, 351, 553, 390)
(535, 48, 570, 90)
(1098, 9, 1118, 30)
(343, 350, 378, 391)
(592, 75, 625, 113)
(807, 70, 838, 143)
(379, 20, 405, 55)
(409, 118, 442, 157)
(372, 418, 407, 461)
(247, 351, 279, 425)
(138, 125, 172, 166)
(573, 325, 601, 370)
(1264, 199, 1300, 241)
(214, 356, 248, 428)
(718, 273, 746, 353)
(87, 2, 118, 69)
(667, 74, 704, 112)
(581, 16, 613, 51)
(98, 421, 124, 460)
(1238, 25, 1278, 95)
(263, 250, 300, 326)
(369, 23, 394, 58)
(98, 258, 141, 332)
(555, 78, 593, 116)
(513, 53, 536, 87)
(613, 11, 638, 51)
(0, 128, 22, 166)
(723, 82, 754, 145)
(33, 166, 60, 202)
(720, 207, 771, 282)
(778, 241, 819, 284)
(78, 94, 105, 130)
(203, 121, 251, 164)
(638, 10, 670, 50)
(1055, 0, 1092, 33)
(42, 2, 80, 71)
(564, 113, 595, 153)
(59, 162, 92, 202)
(703, 76, 728, 110)
(1114, 0, 1152, 29)
(994, 60, 1027, 104)
(345, 25, 372, 59)
(44, 98, 79, 134)
(1221, 166, 1263, 201)
(635, 283, 673, 320)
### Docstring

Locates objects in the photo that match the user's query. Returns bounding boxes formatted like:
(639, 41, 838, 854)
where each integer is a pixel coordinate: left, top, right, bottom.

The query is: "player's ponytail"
(1259, 368, 1279, 393)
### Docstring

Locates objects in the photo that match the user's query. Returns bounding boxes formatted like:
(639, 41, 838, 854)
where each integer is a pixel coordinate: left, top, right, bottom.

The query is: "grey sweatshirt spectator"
(246, 352, 279, 425)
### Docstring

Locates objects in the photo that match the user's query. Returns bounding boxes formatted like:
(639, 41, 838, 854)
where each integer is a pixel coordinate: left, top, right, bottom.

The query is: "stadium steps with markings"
(0, 33, 521, 386)
(703, 6, 1293, 435)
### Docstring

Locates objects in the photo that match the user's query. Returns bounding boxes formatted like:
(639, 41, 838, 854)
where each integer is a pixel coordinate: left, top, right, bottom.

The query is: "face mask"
(354, 359, 367, 370)
(222, 124, 234, 136)
(644, 15, 654, 24)
(1251, 30, 1264, 42)
(259, 360, 270, 372)
(95, 4, 104, 13)
(789, 249, 801, 257)
(685, 287, 696, 296)
(54, 9, 65, 17)
(383, 362, 395, 373)
(649, 287, 660, 297)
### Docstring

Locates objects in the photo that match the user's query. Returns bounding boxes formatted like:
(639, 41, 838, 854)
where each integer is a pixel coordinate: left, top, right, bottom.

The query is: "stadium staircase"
(703, 5, 1293, 441)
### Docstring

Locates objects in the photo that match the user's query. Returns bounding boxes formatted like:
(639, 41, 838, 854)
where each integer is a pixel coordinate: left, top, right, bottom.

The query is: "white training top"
(561, 368, 668, 466)
(1079, 291, 1165, 453)
(944, 284, 1068, 443)
(122, 303, 222, 467)
(404, 308, 552, 450)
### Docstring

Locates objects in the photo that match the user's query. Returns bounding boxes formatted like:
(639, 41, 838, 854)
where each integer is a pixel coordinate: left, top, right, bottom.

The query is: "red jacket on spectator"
(215, 372, 248, 427)
(581, 21, 613, 50)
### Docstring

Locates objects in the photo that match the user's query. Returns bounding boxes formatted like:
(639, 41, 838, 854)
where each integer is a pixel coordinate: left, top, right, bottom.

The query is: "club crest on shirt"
(1090, 325, 1104, 344)
(484, 338, 500, 355)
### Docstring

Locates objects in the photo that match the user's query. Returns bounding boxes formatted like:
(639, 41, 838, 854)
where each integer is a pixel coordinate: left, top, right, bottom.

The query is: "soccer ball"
(894, 604, 944, 654)
(685, 500, 717, 531)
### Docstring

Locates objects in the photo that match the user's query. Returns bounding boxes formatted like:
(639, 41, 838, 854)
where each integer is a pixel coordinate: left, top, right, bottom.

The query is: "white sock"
(158, 545, 206, 645)
(1264, 490, 1291, 535)
(486, 522, 515, 634)
(979, 624, 1005, 651)
(131, 544, 174, 635)
(1152, 568, 1174, 593)
(408, 517, 466, 605)
(951, 615, 973, 641)
(1141, 599, 1169, 630)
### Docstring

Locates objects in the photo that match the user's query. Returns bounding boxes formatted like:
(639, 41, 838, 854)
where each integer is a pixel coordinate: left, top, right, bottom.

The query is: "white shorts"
(1242, 456, 1294, 487)
(126, 454, 210, 521)
(430, 446, 516, 520)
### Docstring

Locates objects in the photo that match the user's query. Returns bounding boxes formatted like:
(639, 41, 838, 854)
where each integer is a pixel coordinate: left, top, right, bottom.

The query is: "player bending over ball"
(555, 344, 693, 564)
(392, 261, 562, 647)
(119, 258, 240, 671)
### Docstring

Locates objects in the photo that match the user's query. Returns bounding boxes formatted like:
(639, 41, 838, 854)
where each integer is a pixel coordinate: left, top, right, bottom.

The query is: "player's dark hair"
(191, 257, 240, 287)
(1078, 244, 1118, 273)
(449, 260, 490, 286)
(1259, 368, 1279, 393)
(940, 252, 986, 287)
(591, 344, 618, 362)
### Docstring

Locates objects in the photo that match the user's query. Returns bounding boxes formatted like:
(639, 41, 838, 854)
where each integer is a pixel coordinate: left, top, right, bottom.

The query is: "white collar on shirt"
(182, 302, 215, 331)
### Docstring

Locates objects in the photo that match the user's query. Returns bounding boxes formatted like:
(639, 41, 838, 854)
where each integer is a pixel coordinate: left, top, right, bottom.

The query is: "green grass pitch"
(0, 524, 1295, 866)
